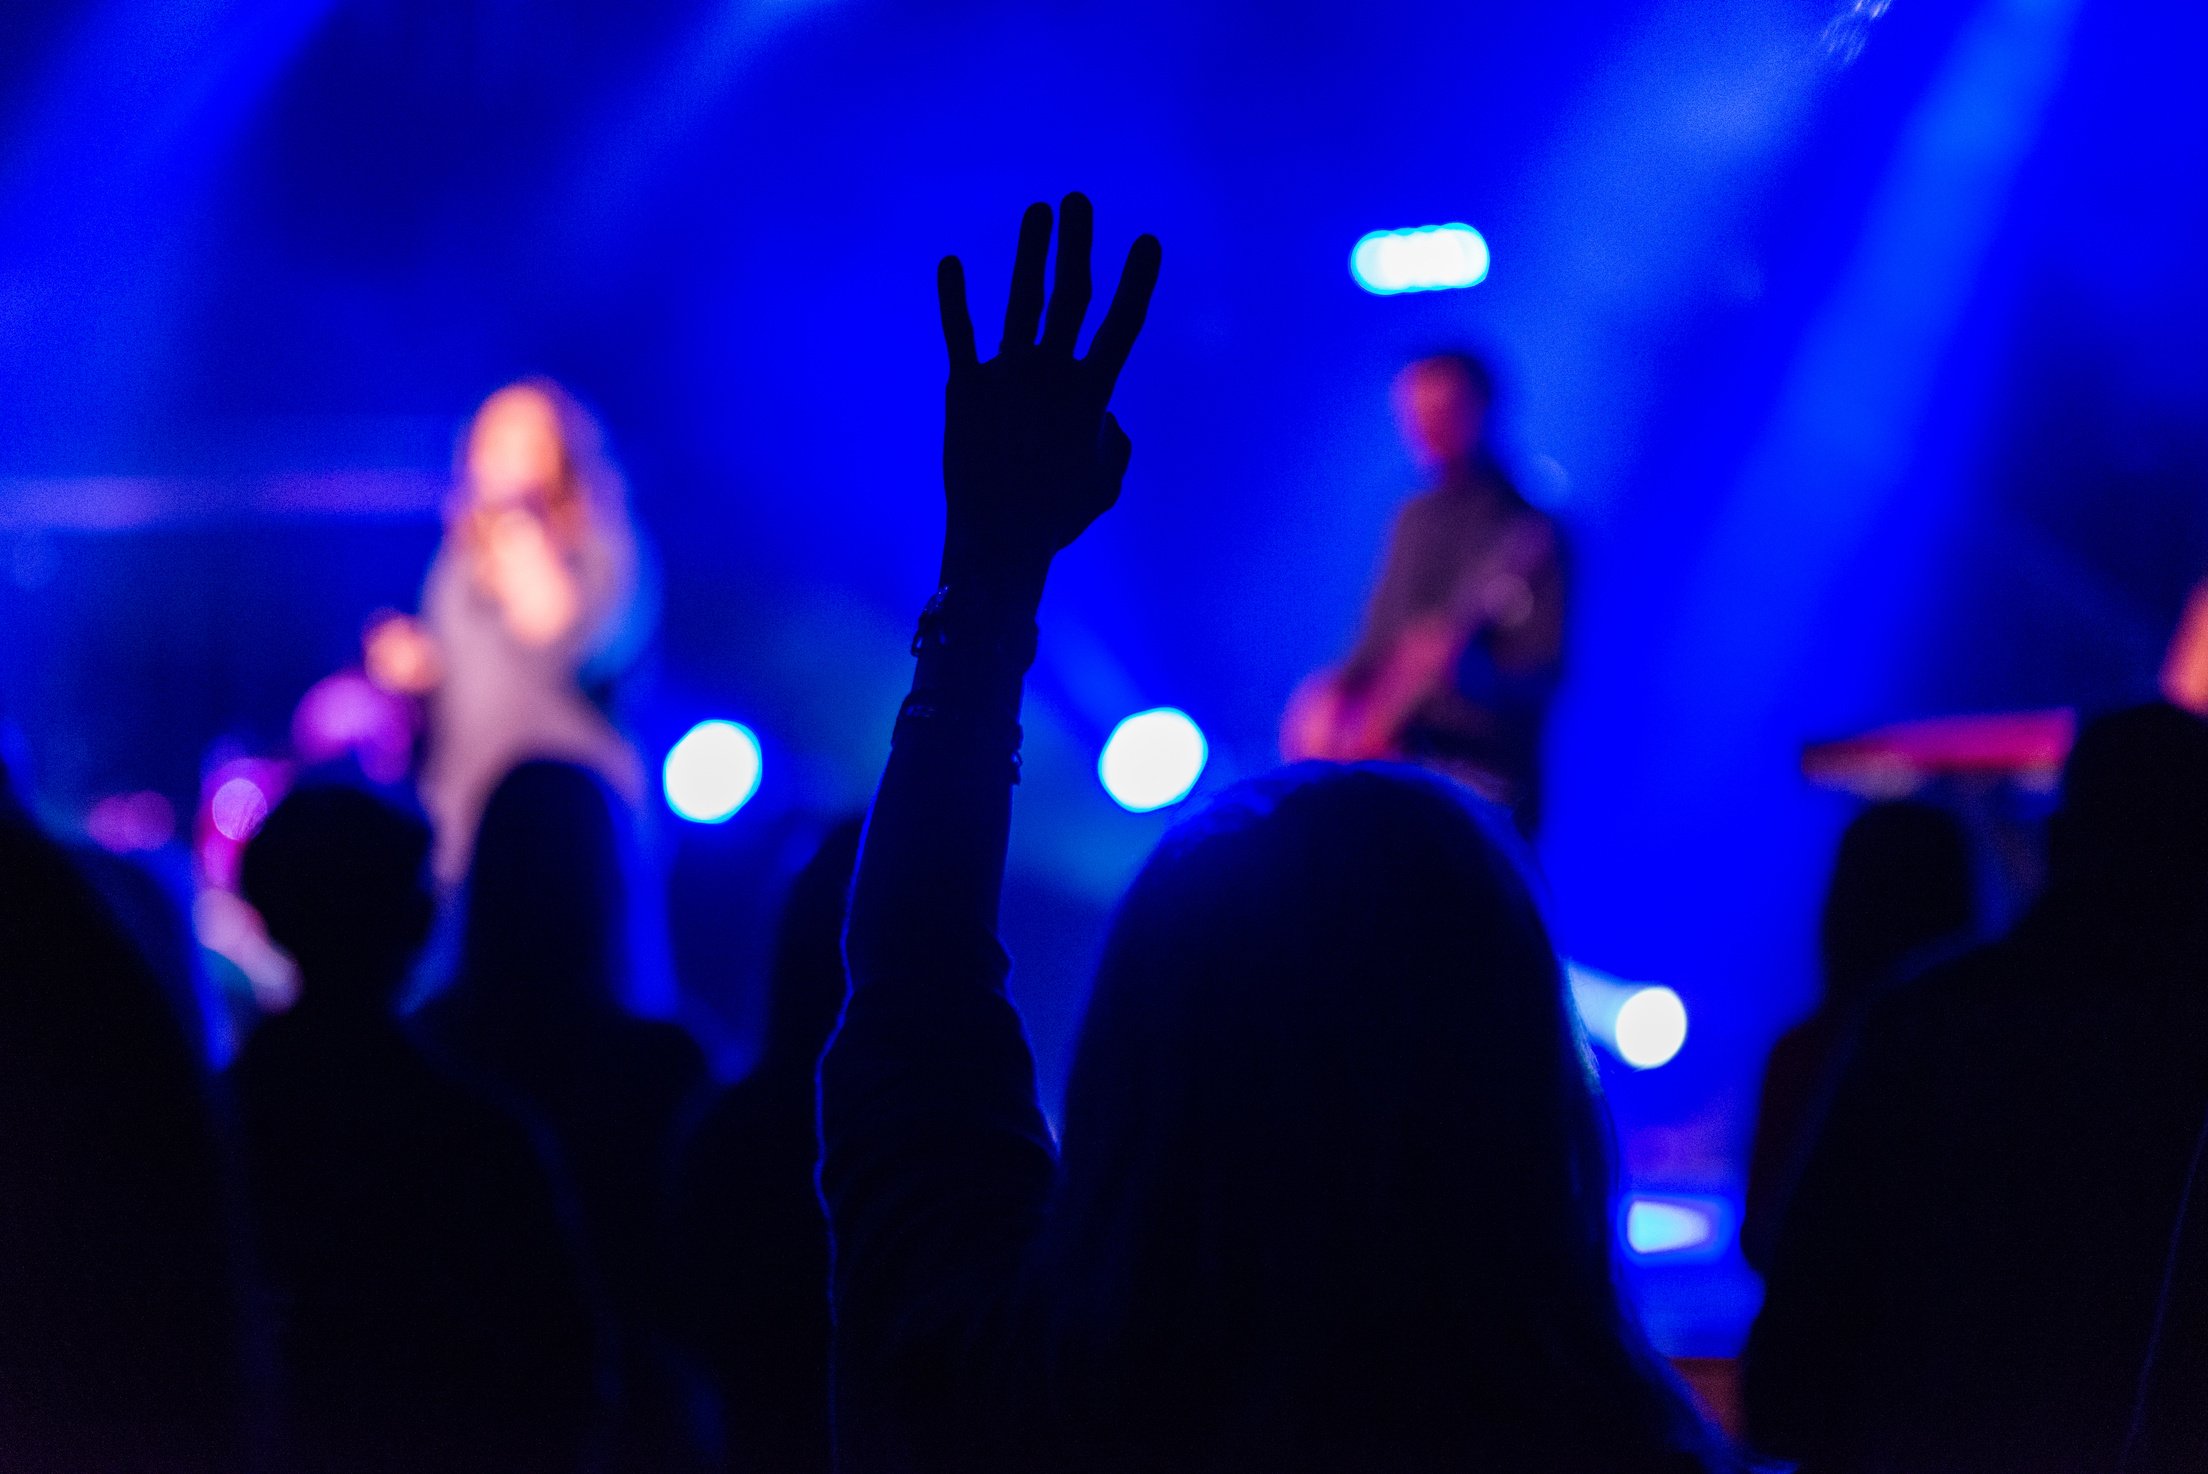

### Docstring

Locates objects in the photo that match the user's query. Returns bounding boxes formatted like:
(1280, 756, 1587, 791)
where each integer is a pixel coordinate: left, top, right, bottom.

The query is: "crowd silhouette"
(674, 818, 863, 1474)
(1742, 798, 1978, 1270)
(4, 193, 2208, 1474)
(419, 761, 715, 1472)
(1, 770, 257, 1474)
(1745, 705, 2208, 1474)
(231, 781, 602, 1473)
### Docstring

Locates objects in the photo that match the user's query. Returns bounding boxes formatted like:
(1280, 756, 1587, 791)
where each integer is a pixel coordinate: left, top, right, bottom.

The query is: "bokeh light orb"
(663, 720, 763, 824)
(1622, 1195, 1727, 1260)
(1614, 985, 1689, 1069)
(86, 790, 177, 853)
(210, 776, 272, 843)
(1098, 708, 1208, 813)
(292, 669, 417, 785)
(1351, 223, 1491, 295)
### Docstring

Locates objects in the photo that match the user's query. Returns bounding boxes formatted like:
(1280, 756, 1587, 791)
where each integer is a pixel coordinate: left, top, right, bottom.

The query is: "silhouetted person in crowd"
(231, 782, 605, 1473)
(1744, 800, 1975, 1268)
(73, 840, 221, 1061)
(0, 775, 258, 1472)
(3, 735, 217, 1061)
(820, 195, 1730, 1474)
(422, 759, 713, 1472)
(1745, 704, 2208, 1474)
(675, 817, 862, 1474)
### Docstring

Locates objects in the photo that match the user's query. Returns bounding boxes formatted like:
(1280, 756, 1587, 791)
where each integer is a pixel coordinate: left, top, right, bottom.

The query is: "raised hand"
(936, 193, 1162, 595)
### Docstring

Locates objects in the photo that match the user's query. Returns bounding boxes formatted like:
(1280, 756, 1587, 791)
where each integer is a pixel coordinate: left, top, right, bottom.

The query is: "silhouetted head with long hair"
(459, 760, 632, 1009)
(0, 786, 253, 1464)
(1819, 800, 1975, 1002)
(762, 817, 863, 1074)
(2046, 703, 2208, 931)
(1036, 764, 1717, 1470)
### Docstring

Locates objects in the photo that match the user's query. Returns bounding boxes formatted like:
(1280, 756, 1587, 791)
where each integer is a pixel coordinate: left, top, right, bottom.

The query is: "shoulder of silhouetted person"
(629, 1013, 711, 1105)
(0, 799, 259, 1470)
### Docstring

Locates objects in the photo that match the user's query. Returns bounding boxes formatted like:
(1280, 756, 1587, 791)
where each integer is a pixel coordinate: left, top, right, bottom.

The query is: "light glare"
(1565, 964, 1688, 1070)
(210, 777, 271, 843)
(664, 720, 763, 824)
(1098, 708, 1208, 813)
(1623, 1195, 1728, 1259)
(1615, 986, 1689, 1069)
(1351, 223, 1491, 295)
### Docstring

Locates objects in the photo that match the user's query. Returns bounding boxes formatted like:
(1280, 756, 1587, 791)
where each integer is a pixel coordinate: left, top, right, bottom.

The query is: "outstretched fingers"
(1041, 192, 1093, 354)
(1083, 233, 1162, 397)
(999, 201, 1053, 354)
(937, 256, 977, 370)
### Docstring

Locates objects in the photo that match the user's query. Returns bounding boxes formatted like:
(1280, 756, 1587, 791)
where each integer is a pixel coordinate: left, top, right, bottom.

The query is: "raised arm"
(820, 193, 1159, 1468)
(843, 193, 1159, 1002)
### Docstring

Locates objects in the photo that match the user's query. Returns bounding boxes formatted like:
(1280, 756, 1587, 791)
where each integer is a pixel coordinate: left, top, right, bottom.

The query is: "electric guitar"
(1282, 516, 1555, 764)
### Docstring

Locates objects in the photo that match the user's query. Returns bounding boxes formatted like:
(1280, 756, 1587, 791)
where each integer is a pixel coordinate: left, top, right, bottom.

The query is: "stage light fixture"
(1565, 965, 1689, 1070)
(664, 719, 763, 823)
(1099, 708, 1208, 813)
(1614, 985, 1689, 1069)
(1622, 1194, 1730, 1260)
(1351, 223, 1491, 295)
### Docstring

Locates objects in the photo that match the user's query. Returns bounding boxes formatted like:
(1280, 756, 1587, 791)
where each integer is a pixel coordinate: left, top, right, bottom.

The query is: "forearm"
(844, 558, 1046, 999)
(824, 561, 1058, 1457)
(820, 194, 1157, 1470)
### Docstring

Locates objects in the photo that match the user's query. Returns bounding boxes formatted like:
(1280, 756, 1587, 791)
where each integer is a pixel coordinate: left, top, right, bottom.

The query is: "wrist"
(906, 581, 1036, 772)
(912, 582, 1039, 671)
(940, 529, 1052, 611)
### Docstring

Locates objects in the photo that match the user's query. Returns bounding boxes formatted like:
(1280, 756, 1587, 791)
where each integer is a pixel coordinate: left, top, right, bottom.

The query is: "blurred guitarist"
(1283, 352, 1565, 834)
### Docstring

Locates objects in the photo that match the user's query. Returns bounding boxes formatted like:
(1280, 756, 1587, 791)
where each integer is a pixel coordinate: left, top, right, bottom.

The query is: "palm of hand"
(937, 194, 1161, 577)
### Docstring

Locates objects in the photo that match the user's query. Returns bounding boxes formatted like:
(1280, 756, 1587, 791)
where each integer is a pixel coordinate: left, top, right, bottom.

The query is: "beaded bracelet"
(910, 585, 1040, 672)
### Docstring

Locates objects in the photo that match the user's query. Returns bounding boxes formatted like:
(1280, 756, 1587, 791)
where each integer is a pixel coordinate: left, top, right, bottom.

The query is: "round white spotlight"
(1098, 708, 1208, 813)
(663, 720, 762, 824)
(1614, 985, 1689, 1069)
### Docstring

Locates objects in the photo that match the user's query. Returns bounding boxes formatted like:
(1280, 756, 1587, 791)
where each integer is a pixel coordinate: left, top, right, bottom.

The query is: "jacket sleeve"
(819, 592, 1059, 1472)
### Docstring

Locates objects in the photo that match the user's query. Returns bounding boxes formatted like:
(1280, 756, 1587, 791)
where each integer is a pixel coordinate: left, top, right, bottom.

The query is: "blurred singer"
(368, 381, 650, 883)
